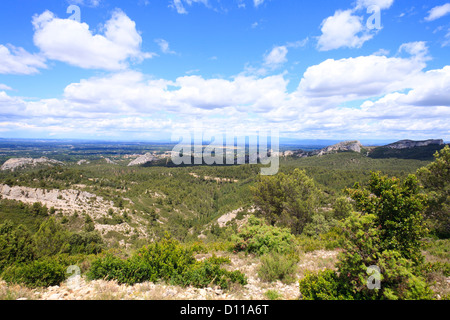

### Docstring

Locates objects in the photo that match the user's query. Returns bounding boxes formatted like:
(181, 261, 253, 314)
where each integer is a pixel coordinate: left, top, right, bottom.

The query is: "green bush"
(264, 289, 283, 300)
(257, 252, 298, 284)
(87, 236, 247, 289)
(299, 269, 353, 300)
(346, 172, 428, 264)
(0, 221, 35, 273)
(300, 172, 434, 300)
(2, 257, 67, 288)
(332, 196, 353, 220)
(251, 169, 321, 234)
(67, 231, 104, 255)
(417, 145, 450, 238)
(33, 217, 71, 258)
(302, 212, 338, 238)
(231, 215, 296, 255)
(334, 211, 433, 300)
(179, 256, 247, 289)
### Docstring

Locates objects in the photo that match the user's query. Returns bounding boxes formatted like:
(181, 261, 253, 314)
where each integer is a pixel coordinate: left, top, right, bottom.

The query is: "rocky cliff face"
(127, 153, 157, 166)
(312, 140, 362, 156)
(385, 139, 444, 149)
(1, 157, 64, 171)
(286, 140, 363, 158)
(0, 184, 149, 244)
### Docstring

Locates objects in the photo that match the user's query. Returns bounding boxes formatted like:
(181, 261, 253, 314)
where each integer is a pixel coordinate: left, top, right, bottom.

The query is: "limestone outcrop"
(127, 153, 157, 166)
(1, 157, 64, 171)
(385, 139, 444, 149)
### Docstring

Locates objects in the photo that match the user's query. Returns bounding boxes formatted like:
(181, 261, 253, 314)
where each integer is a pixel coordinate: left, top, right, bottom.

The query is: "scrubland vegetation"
(0, 144, 448, 300)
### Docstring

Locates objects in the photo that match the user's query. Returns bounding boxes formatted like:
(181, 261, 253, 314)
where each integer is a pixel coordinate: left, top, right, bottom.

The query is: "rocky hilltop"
(128, 153, 157, 167)
(312, 140, 362, 156)
(0, 184, 148, 245)
(1, 157, 64, 171)
(385, 139, 444, 149)
(289, 140, 363, 158)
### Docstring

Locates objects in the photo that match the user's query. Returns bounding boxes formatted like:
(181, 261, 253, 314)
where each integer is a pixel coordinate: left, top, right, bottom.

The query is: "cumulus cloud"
(32, 9, 154, 70)
(62, 71, 288, 114)
(425, 3, 450, 21)
(317, 10, 374, 51)
(1, 38, 448, 140)
(0, 45, 46, 75)
(317, 1, 395, 51)
(299, 42, 429, 101)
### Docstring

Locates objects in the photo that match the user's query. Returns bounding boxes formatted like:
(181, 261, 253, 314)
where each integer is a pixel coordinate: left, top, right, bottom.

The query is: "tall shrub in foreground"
(231, 215, 296, 256)
(417, 145, 450, 238)
(251, 169, 320, 235)
(299, 172, 434, 300)
(0, 221, 35, 273)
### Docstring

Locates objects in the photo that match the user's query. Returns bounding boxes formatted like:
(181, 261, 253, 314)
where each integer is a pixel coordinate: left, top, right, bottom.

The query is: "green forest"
(0, 143, 448, 300)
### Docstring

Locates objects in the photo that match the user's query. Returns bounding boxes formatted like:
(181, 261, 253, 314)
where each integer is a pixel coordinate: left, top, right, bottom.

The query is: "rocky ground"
(0, 250, 339, 301)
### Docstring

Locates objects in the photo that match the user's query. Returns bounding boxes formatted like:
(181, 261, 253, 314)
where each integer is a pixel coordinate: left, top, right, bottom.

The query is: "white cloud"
(1, 38, 448, 140)
(398, 41, 430, 61)
(155, 39, 176, 54)
(254, 0, 265, 7)
(299, 43, 427, 100)
(425, 3, 450, 21)
(0, 45, 46, 75)
(444, 29, 450, 47)
(263, 46, 288, 69)
(317, 10, 374, 51)
(32, 9, 153, 70)
(170, 0, 209, 14)
(63, 71, 288, 114)
(396, 66, 450, 107)
(355, 0, 394, 10)
(0, 84, 12, 91)
(67, 0, 101, 7)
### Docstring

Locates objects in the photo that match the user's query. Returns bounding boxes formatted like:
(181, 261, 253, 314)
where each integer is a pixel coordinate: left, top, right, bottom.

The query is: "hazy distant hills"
(0, 138, 447, 171)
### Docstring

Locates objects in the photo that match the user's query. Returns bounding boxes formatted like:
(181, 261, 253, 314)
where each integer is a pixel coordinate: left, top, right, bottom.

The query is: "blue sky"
(0, 0, 449, 142)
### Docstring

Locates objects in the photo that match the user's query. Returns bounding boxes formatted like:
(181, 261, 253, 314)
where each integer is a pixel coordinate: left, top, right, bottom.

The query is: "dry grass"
(297, 250, 339, 279)
(89, 280, 127, 300)
(0, 281, 37, 300)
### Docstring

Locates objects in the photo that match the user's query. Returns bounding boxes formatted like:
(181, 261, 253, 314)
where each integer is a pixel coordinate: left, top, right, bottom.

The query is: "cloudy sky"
(0, 0, 449, 142)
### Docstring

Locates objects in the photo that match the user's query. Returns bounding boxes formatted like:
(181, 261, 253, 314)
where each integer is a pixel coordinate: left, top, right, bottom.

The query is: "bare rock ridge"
(312, 140, 362, 156)
(385, 139, 444, 150)
(289, 140, 363, 158)
(128, 153, 157, 167)
(1, 157, 63, 171)
(104, 157, 117, 165)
